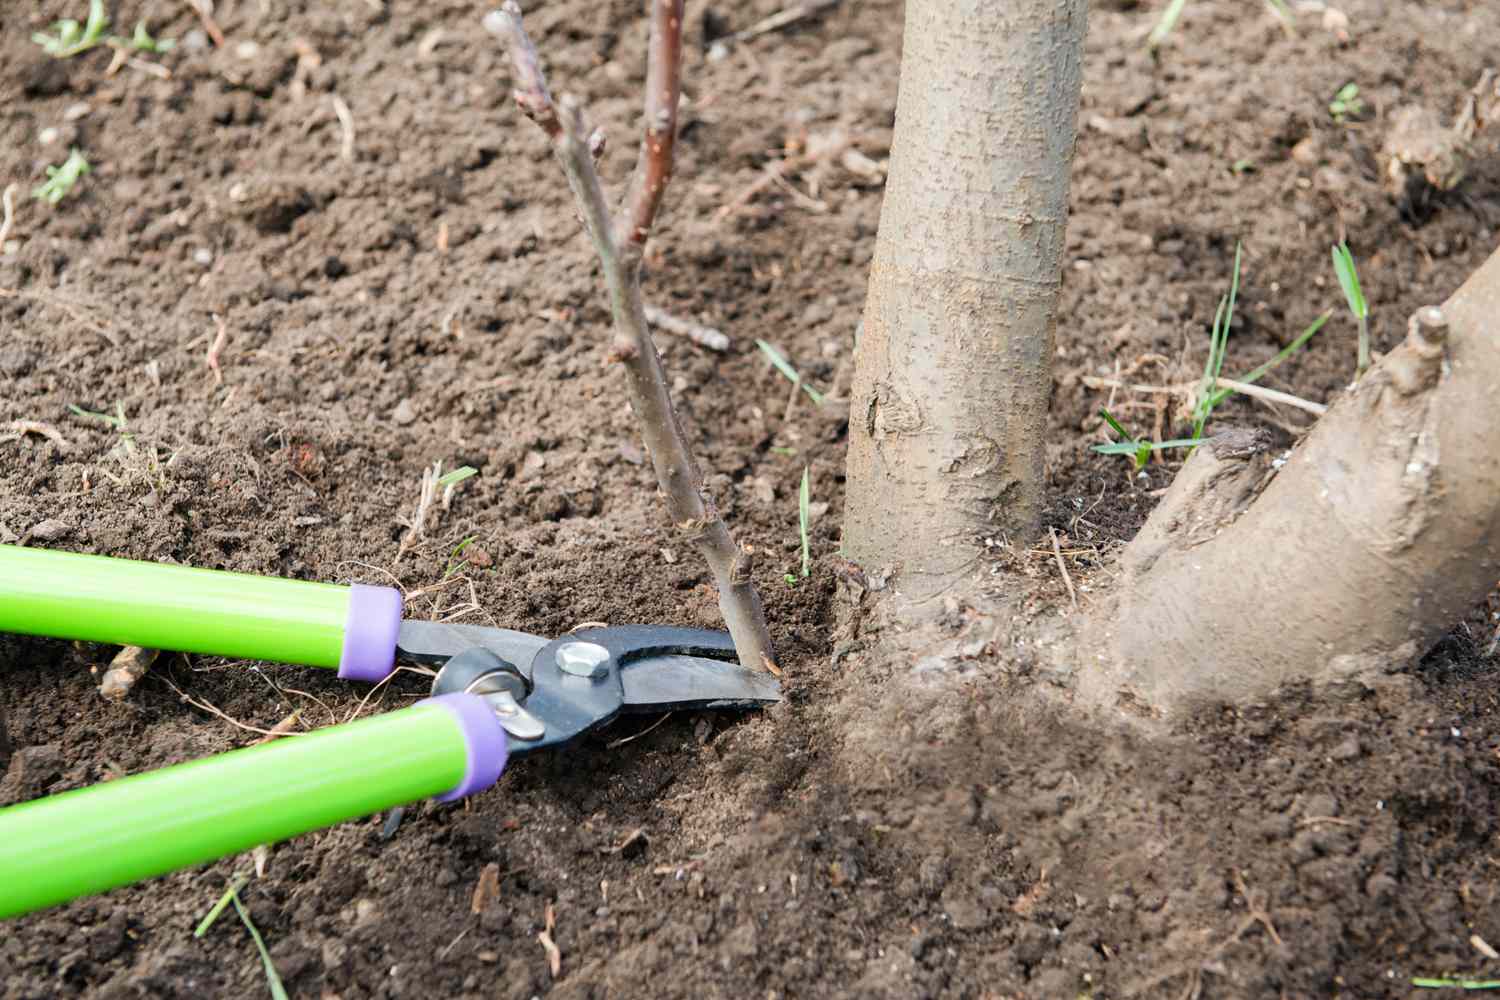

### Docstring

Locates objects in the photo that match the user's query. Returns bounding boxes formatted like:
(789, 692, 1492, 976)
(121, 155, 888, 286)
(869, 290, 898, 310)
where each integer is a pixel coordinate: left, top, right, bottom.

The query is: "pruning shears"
(0, 544, 780, 919)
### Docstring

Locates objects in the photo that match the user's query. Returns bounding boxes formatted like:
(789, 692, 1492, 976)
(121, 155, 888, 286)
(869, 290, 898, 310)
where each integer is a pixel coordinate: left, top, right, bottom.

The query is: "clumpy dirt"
(3, 0, 1499, 996)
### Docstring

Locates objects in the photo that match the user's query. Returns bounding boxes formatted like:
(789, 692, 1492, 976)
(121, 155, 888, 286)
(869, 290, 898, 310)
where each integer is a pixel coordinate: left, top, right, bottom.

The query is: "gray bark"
(843, 0, 1087, 598)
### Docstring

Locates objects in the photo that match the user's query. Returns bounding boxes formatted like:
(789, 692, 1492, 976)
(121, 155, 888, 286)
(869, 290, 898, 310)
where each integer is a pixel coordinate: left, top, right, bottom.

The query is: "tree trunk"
(1080, 246, 1500, 716)
(842, 0, 1498, 722)
(843, 0, 1087, 600)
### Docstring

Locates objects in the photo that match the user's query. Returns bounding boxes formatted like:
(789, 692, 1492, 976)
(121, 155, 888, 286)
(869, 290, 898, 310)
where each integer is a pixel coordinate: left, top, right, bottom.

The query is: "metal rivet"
(555, 641, 610, 679)
(486, 691, 544, 741)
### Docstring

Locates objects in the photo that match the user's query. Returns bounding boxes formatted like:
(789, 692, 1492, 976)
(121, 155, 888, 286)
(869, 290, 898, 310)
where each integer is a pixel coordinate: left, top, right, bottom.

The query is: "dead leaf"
(253, 708, 303, 744)
(538, 903, 561, 978)
(471, 862, 500, 914)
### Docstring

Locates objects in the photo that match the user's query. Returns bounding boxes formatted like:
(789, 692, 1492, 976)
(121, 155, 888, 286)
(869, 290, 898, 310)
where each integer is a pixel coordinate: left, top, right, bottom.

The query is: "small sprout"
(195, 874, 249, 938)
(436, 464, 478, 510)
(443, 535, 478, 580)
(1231, 158, 1256, 174)
(128, 21, 176, 53)
(755, 339, 825, 405)
(1094, 306, 1328, 468)
(229, 889, 290, 1000)
(195, 875, 290, 999)
(1412, 977, 1500, 990)
(1197, 309, 1330, 422)
(1331, 241, 1370, 377)
(1093, 408, 1196, 468)
(1329, 82, 1363, 123)
(33, 149, 91, 206)
(798, 467, 812, 579)
(32, 0, 110, 57)
(1149, 0, 1294, 49)
(1093, 244, 1327, 457)
(1192, 242, 1243, 439)
(1264, 0, 1296, 34)
(1147, 0, 1190, 49)
(67, 402, 127, 430)
(769, 445, 797, 457)
(435, 465, 478, 489)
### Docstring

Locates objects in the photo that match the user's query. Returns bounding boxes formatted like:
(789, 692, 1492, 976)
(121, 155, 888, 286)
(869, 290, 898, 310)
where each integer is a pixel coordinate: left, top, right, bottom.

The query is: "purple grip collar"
(418, 693, 509, 801)
(338, 584, 403, 682)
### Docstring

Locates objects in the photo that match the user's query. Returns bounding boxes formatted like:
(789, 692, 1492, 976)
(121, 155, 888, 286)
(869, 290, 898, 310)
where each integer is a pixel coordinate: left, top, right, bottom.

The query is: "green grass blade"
(755, 340, 825, 405)
(1193, 242, 1244, 437)
(798, 467, 811, 578)
(83, 0, 109, 43)
(1195, 291, 1229, 434)
(130, 21, 175, 52)
(195, 874, 250, 938)
(1194, 293, 1228, 435)
(1331, 243, 1366, 319)
(231, 890, 290, 1000)
(1201, 294, 1227, 390)
(1092, 438, 1200, 457)
(1215, 242, 1242, 386)
(1147, 0, 1190, 48)
(1412, 977, 1500, 990)
(443, 535, 478, 579)
(34, 0, 110, 57)
(1234, 310, 1331, 389)
(1092, 442, 1146, 456)
(68, 402, 125, 429)
(1206, 309, 1331, 410)
(1098, 408, 1135, 443)
(435, 465, 477, 488)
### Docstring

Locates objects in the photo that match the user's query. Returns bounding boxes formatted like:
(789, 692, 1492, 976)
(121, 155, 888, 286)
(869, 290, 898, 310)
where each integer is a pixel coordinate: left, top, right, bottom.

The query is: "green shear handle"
(0, 544, 403, 682)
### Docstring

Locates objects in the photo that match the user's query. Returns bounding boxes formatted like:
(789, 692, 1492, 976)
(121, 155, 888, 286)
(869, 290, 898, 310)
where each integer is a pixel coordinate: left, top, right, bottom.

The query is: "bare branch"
(486, 4, 561, 141)
(644, 304, 730, 352)
(484, 3, 776, 672)
(616, 0, 684, 249)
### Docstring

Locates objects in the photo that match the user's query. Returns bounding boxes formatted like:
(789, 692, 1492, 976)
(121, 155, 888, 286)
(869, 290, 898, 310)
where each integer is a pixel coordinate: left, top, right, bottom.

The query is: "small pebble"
(29, 519, 72, 541)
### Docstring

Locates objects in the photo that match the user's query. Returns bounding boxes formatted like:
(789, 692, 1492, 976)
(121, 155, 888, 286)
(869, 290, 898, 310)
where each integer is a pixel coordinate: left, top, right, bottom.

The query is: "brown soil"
(3, 0, 1500, 997)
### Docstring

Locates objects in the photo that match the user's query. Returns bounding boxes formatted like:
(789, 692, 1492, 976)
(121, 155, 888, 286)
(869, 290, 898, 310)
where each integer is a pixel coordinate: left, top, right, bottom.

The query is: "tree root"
(1080, 246, 1500, 717)
(98, 646, 160, 700)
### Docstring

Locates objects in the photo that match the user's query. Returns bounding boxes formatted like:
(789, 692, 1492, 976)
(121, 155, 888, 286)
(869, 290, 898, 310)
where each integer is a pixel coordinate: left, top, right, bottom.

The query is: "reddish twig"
(616, 0, 684, 249)
(188, 0, 226, 48)
(485, 3, 775, 672)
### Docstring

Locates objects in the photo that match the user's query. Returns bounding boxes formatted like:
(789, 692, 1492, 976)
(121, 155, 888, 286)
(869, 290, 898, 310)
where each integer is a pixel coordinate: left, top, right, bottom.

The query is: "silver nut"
(555, 641, 610, 679)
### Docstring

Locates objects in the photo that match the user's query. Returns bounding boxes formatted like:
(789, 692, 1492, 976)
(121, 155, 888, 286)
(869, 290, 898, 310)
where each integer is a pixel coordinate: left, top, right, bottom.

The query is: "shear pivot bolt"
(555, 641, 610, 679)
